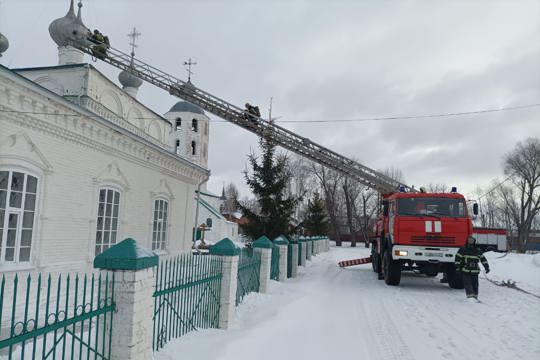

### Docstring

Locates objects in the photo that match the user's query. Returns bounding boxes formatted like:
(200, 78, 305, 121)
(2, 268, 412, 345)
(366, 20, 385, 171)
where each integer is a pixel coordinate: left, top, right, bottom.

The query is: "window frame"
(94, 187, 122, 256)
(0, 169, 40, 265)
(191, 118, 198, 132)
(151, 197, 169, 252)
(175, 117, 182, 131)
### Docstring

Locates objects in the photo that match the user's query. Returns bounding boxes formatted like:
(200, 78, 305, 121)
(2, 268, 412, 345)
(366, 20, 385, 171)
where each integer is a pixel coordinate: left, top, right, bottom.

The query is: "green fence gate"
(270, 245, 280, 280)
(236, 248, 261, 305)
(152, 254, 223, 351)
(0, 273, 115, 360)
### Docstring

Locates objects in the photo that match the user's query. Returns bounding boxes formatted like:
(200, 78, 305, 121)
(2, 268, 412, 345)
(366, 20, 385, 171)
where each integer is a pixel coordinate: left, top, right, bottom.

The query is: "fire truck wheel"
(382, 249, 401, 286)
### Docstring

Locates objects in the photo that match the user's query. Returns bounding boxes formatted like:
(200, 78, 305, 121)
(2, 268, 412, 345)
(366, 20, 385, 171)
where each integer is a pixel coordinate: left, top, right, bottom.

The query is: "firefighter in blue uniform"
(455, 236, 490, 300)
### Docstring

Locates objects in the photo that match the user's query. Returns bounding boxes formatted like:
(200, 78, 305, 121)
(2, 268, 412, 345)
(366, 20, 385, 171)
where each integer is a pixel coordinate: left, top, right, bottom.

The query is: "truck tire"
(371, 243, 381, 273)
(446, 265, 464, 289)
(382, 249, 401, 286)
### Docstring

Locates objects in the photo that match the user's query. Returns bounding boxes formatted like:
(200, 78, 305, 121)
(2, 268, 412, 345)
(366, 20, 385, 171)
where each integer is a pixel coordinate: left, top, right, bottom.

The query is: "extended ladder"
(72, 39, 410, 194)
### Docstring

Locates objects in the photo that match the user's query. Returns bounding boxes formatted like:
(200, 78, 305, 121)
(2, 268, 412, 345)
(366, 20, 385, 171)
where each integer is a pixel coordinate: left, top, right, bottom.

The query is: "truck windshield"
(397, 198, 466, 217)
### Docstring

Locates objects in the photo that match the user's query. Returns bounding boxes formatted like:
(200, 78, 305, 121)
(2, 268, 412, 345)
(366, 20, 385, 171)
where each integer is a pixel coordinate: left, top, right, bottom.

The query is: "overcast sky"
(1, 0, 539, 200)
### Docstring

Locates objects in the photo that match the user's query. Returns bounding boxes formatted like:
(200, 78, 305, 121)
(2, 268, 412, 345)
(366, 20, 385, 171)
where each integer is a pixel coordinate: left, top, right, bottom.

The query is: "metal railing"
(152, 254, 223, 352)
(0, 273, 115, 360)
(235, 248, 261, 305)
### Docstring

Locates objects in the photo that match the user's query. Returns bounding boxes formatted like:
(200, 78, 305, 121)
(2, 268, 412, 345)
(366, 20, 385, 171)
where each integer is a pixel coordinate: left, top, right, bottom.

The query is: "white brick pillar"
(300, 241, 307, 266)
(290, 243, 298, 277)
(278, 245, 288, 281)
(254, 247, 271, 293)
(209, 237, 240, 329)
(93, 238, 158, 360)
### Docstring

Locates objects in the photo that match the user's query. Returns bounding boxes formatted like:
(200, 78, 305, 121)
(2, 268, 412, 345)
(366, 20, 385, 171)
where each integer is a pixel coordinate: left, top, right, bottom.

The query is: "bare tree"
(499, 138, 540, 252)
(313, 164, 343, 245)
(353, 186, 379, 247)
(427, 183, 450, 193)
(221, 182, 240, 214)
(341, 177, 360, 247)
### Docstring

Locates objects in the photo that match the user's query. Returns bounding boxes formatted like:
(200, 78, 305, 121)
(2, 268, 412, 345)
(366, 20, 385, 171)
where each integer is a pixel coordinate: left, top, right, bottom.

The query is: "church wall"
(0, 68, 206, 274)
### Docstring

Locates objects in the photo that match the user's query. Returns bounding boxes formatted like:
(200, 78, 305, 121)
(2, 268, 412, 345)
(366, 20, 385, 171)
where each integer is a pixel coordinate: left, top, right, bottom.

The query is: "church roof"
(169, 101, 205, 115)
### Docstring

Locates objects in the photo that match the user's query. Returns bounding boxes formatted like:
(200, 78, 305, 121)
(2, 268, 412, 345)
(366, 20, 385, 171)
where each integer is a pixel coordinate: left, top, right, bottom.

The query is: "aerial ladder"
(68, 34, 479, 286)
(66, 35, 410, 195)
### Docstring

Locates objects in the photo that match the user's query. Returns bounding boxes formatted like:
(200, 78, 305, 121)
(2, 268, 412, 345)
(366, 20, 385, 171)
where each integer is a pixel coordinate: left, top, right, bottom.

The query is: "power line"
(476, 175, 513, 200)
(1, 102, 538, 124)
(257, 103, 540, 123)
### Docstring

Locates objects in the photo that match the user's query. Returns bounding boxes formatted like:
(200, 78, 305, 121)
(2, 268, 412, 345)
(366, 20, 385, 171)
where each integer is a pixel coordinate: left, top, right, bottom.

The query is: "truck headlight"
(394, 250, 408, 256)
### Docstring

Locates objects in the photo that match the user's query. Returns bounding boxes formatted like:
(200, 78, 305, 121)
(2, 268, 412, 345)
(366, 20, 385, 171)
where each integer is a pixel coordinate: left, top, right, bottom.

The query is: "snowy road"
(158, 245, 540, 360)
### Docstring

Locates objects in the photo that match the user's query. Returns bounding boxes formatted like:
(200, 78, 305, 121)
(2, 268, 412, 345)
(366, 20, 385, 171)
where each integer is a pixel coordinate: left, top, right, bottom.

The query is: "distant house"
(194, 190, 239, 244)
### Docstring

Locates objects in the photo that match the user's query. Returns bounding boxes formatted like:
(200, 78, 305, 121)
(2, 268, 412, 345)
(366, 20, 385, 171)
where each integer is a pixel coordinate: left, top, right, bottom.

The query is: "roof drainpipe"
(193, 176, 209, 248)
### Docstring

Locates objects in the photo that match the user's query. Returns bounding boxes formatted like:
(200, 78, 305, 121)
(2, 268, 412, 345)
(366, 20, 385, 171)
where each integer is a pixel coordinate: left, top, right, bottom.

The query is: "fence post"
(299, 237, 307, 266)
(290, 240, 299, 278)
(306, 237, 312, 261)
(93, 238, 158, 360)
(252, 236, 272, 293)
(273, 235, 289, 281)
(209, 237, 240, 329)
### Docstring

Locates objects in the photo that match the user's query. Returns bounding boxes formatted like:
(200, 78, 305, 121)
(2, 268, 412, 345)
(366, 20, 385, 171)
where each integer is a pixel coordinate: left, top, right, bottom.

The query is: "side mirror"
(382, 201, 389, 217)
(472, 203, 478, 216)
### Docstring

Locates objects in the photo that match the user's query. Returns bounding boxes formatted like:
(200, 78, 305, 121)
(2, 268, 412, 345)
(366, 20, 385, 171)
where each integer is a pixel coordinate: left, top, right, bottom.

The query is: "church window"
(0, 171, 38, 263)
(204, 122, 208, 136)
(192, 119, 198, 132)
(152, 199, 168, 251)
(175, 118, 181, 131)
(191, 141, 197, 155)
(95, 188, 120, 256)
(175, 140, 181, 155)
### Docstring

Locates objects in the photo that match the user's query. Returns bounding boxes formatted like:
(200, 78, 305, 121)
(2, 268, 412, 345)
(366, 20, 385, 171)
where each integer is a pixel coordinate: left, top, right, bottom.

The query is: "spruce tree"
(303, 192, 329, 236)
(238, 137, 301, 240)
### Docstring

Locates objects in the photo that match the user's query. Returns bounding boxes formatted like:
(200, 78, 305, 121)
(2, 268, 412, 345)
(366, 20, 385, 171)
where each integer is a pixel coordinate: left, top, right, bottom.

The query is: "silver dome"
(49, 0, 89, 47)
(119, 69, 143, 89)
(0, 32, 8, 57)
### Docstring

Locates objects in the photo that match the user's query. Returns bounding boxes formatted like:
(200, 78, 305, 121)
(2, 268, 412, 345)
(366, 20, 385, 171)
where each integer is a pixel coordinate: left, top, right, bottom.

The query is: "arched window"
(152, 199, 169, 251)
(0, 170, 38, 263)
(192, 119, 198, 132)
(175, 118, 181, 131)
(191, 141, 196, 155)
(175, 140, 181, 155)
(95, 188, 120, 255)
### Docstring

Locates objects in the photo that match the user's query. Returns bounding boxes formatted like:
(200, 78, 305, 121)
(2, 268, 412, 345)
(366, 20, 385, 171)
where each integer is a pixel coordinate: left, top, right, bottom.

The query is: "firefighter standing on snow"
(455, 236, 490, 300)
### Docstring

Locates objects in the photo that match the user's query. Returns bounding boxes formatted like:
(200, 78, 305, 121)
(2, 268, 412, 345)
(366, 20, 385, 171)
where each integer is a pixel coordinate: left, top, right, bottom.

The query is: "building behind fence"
(0, 235, 330, 359)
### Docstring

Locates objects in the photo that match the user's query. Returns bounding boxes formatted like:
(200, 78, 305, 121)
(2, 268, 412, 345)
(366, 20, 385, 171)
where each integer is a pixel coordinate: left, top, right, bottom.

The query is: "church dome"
(0, 32, 8, 57)
(118, 69, 143, 89)
(168, 101, 205, 115)
(49, 0, 89, 47)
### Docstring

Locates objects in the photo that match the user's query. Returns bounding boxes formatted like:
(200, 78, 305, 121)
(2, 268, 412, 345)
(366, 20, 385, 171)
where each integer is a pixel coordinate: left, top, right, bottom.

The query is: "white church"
(0, 0, 238, 273)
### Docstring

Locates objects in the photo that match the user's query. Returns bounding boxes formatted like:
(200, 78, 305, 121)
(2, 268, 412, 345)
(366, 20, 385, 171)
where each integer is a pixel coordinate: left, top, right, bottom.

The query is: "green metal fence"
(270, 245, 280, 281)
(0, 273, 115, 360)
(152, 254, 223, 352)
(235, 248, 261, 305)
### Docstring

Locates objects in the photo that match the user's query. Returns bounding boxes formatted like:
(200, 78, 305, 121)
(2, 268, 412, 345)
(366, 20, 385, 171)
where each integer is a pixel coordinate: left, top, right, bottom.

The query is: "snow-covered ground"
(157, 245, 540, 360)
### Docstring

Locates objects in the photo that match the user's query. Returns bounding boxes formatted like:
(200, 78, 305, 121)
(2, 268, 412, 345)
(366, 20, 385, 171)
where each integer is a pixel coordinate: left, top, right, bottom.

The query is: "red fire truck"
(371, 187, 478, 288)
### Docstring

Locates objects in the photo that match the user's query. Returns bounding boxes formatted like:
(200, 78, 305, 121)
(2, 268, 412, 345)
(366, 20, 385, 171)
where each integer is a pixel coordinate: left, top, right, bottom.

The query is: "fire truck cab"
(372, 188, 477, 288)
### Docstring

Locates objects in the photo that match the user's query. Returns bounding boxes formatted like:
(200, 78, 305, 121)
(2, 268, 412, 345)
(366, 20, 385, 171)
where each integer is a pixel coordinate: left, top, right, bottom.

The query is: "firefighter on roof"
(455, 236, 490, 300)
